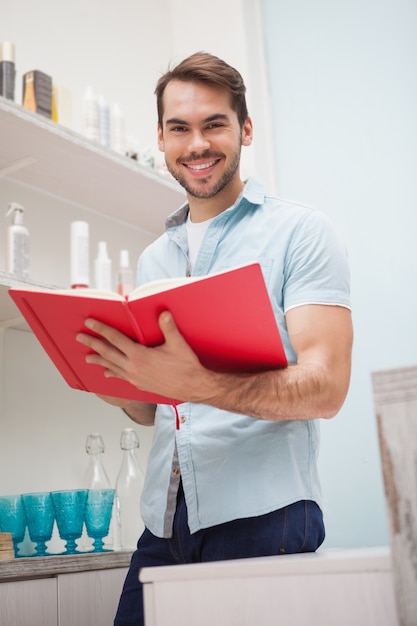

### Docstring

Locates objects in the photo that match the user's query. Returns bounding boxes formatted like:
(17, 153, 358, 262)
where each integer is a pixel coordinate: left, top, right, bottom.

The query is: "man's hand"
(76, 311, 210, 404)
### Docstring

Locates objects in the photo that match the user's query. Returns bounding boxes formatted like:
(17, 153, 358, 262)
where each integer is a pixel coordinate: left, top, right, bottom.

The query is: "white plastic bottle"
(83, 86, 99, 142)
(70, 221, 89, 288)
(94, 241, 112, 291)
(117, 249, 133, 296)
(98, 94, 111, 148)
(114, 428, 145, 550)
(111, 103, 126, 154)
(5, 202, 30, 278)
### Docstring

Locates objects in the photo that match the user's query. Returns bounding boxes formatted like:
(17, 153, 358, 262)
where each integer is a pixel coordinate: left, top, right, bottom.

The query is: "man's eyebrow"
(165, 113, 231, 126)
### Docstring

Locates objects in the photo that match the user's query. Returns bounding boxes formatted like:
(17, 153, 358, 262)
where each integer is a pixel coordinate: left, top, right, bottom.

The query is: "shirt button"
(180, 416, 186, 423)
(172, 467, 180, 477)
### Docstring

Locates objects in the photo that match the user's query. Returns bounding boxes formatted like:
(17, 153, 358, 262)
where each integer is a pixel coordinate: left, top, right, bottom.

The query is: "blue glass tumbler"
(22, 492, 55, 557)
(51, 489, 88, 554)
(85, 488, 115, 552)
(0, 494, 27, 557)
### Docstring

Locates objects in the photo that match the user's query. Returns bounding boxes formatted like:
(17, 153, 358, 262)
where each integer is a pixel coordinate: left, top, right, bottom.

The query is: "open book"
(8, 262, 287, 405)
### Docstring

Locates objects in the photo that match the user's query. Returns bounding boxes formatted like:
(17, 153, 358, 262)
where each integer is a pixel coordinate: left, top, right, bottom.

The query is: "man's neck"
(187, 179, 245, 223)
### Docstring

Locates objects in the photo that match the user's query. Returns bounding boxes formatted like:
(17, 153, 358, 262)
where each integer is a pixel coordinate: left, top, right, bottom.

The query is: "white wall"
(260, 0, 417, 548)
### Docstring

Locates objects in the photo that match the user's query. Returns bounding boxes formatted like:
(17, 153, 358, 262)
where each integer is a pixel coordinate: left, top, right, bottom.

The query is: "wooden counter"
(0, 549, 132, 582)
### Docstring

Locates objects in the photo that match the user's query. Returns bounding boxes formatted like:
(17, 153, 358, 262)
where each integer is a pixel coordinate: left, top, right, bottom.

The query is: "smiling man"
(159, 79, 252, 209)
(76, 52, 353, 626)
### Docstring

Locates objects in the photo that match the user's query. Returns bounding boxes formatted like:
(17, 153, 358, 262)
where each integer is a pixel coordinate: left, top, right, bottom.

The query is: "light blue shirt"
(137, 178, 351, 538)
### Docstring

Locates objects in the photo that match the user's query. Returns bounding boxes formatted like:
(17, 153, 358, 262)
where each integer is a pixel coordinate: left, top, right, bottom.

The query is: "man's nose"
(187, 130, 210, 153)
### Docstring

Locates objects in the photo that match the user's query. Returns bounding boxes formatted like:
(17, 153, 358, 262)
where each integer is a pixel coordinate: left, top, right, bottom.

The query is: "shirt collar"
(165, 177, 266, 230)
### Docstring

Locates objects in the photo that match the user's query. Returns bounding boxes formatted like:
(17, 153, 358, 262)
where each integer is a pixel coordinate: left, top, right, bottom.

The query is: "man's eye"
(171, 126, 187, 132)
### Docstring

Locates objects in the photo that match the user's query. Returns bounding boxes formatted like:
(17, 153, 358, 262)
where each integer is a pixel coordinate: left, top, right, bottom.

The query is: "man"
(77, 52, 353, 626)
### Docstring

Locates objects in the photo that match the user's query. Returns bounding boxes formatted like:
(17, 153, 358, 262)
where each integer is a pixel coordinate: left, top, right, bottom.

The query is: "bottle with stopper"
(82, 433, 113, 550)
(83, 432, 112, 490)
(114, 428, 145, 550)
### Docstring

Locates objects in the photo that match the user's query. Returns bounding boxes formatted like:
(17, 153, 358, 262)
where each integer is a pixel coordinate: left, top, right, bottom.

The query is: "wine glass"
(51, 489, 88, 554)
(85, 488, 115, 552)
(0, 494, 27, 557)
(22, 492, 55, 557)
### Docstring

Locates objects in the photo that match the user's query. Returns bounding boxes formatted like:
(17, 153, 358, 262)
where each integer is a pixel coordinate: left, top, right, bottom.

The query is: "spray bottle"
(5, 202, 30, 278)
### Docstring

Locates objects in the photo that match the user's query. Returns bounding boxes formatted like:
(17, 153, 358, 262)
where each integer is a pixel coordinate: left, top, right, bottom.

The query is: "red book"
(8, 262, 287, 405)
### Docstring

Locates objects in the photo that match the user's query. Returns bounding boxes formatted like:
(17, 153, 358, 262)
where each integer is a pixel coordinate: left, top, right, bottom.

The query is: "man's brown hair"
(155, 51, 248, 129)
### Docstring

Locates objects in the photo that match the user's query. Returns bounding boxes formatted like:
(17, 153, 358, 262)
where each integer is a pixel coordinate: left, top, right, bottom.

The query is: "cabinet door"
(57, 567, 128, 626)
(0, 578, 58, 626)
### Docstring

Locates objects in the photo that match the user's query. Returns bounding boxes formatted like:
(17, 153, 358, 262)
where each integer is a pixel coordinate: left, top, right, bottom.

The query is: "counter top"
(0, 549, 132, 582)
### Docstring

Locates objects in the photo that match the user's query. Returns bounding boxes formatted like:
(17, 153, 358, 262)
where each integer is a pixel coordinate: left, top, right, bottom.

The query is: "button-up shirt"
(137, 178, 351, 538)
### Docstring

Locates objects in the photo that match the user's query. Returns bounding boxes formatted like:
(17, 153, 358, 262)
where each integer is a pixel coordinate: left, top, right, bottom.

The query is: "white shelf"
(0, 272, 61, 328)
(0, 98, 186, 329)
(0, 97, 185, 235)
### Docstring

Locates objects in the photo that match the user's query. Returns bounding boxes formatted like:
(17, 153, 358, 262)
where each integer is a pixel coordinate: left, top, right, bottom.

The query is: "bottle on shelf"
(111, 103, 126, 155)
(82, 432, 113, 551)
(98, 94, 111, 148)
(83, 432, 112, 490)
(83, 86, 99, 142)
(94, 241, 112, 291)
(70, 220, 89, 288)
(117, 249, 133, 296)
(5, 201, 30, 278)
(114, 428, 145, 550)
(0, 42, 16, 101)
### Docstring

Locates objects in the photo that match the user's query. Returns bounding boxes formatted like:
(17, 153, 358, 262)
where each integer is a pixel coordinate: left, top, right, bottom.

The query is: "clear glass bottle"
(114, 428, 145, 550)
(83, 433, 112, 489)
(82, 433, 113, 551)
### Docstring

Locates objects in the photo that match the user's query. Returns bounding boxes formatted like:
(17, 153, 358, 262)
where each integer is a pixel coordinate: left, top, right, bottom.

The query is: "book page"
(52, 287, 125, 300)
(129, 276, 193, 300)
(128, 262, 258, 300)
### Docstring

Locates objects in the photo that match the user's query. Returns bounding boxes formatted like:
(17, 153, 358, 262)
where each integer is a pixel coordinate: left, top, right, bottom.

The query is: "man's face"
(158, 80, 252, 200)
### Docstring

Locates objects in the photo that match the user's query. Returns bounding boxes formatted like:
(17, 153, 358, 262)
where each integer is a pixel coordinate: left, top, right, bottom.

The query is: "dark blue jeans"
(114, 485, 325, 625)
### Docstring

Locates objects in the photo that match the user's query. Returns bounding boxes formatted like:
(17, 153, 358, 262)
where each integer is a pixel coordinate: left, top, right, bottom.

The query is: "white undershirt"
(186, 213, 215, 269)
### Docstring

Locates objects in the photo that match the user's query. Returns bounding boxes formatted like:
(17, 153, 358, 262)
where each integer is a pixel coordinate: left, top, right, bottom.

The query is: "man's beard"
(166, 148, 241, 199)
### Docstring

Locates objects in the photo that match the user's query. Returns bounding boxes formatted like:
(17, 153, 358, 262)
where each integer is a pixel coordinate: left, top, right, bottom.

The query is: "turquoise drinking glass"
(85, 488, 115, 552)
(22, 492, 55, 557)
(51, 489, 88, 554)
(0, 494, 27, 557)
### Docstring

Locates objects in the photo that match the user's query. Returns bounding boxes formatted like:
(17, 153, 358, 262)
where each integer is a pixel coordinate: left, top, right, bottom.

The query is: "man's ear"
(157, 123, 165, 152)
(241, 117, 253, 147)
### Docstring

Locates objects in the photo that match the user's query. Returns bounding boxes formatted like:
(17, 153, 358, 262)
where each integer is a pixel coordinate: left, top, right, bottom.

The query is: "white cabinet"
(58, 568, 128, 626)
(0, 552, 130, 626)
(0, 568, 129, 626)
(141, 548, 399, 626)
(0, 578, 58, 626)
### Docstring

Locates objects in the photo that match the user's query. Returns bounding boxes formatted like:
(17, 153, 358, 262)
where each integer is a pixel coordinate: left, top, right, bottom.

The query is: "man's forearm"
(121, 400, 157, 426)
(196, 362, 349, 422)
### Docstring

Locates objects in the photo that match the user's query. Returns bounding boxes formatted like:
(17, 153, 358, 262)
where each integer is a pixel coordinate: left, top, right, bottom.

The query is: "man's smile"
(184, 159, 219, 171)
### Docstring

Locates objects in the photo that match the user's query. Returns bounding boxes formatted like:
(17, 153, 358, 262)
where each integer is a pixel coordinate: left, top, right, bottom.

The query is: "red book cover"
(8, 263, 287, 405)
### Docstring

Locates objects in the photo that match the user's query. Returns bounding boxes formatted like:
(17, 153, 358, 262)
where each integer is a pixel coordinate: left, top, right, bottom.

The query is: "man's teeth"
(187, 160, 216, 170)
